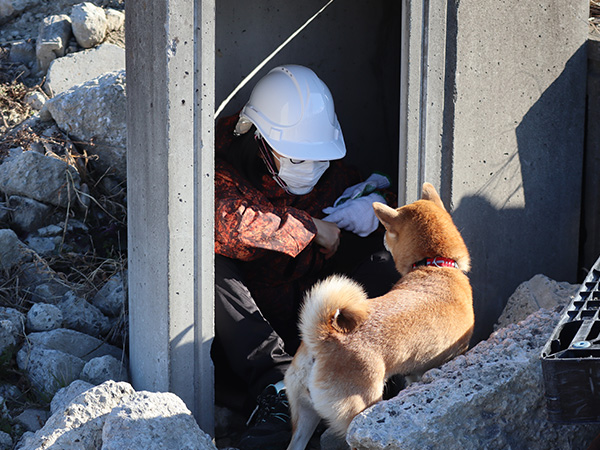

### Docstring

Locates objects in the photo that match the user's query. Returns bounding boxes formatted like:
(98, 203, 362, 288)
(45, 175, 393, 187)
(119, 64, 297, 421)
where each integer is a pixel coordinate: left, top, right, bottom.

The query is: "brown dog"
(284, 183, 474, 450)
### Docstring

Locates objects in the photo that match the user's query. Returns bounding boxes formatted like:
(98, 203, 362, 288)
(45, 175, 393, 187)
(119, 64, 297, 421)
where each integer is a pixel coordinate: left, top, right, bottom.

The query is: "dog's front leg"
(286, 399, 321, 450)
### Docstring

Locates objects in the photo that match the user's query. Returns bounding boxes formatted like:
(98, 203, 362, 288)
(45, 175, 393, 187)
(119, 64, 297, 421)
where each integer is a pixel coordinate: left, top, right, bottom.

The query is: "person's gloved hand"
(322, 192, 386, 237)
(333, 173, 390, 207)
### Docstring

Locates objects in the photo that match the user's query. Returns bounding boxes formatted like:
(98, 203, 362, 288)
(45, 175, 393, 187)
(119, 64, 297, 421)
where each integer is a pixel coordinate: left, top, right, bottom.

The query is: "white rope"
(214, 0, 336, 118)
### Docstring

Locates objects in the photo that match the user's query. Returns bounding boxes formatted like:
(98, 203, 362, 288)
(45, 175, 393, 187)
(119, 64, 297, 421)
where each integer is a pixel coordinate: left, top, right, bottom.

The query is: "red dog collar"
(413, 257, 459, 269)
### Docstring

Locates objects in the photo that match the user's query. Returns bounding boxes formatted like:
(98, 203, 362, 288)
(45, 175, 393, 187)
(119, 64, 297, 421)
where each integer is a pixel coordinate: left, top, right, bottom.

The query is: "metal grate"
(541, 256, 600, 423)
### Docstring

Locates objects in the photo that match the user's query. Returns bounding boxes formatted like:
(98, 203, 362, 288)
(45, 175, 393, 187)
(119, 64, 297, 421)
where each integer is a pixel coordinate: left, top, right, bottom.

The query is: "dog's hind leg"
(286, 398, 321, 450)
(312, 362, 386, 438)
(285, 344, 321, 450)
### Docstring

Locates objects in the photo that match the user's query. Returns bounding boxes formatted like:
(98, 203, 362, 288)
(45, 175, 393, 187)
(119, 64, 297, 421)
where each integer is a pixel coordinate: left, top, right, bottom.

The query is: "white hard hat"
(240, 65, 346, 161)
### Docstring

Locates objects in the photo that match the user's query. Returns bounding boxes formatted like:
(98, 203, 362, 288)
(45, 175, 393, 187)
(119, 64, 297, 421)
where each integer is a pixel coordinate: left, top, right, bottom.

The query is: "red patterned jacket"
(215, 114, 362, 342)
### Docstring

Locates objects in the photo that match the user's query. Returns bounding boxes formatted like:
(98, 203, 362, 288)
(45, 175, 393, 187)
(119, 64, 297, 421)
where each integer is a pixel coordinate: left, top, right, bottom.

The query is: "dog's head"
(373, 183, 470, 276)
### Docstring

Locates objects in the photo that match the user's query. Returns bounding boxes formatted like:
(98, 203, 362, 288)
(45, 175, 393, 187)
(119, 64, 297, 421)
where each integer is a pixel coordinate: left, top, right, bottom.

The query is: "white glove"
(333, 173, 390, 207)
(322, 192, 386, 237)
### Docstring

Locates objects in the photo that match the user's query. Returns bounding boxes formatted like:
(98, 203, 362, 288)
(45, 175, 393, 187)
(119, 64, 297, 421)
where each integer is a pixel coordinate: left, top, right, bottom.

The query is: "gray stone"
(44, 44, 125, 96)
(59, 291, 111, 337)
(36, 14, 72, 73)
(26, 303, 63, 332)
(50, 379, 93, 415)
(495, 274, 579, 330)
(0, 395, 9, 418)
(0, 320, 17, 360)
(102, 391, 217, 450)
(0, 229, 32, 271)
(22, 91, 47, 111)
(36, 224, 63, 237)
(91, 272, 125, 317)
(14, 409, 50, 432)
(31, 283, 69, 304)
(17, 261, 71, 303)
(16, 345, 85, 396)
(45, 70, 126, 182)
(24, 328, 124, 362)
(9, 40, 35, 65)
(22, 236, 61, 257)
(0, 307, 26, 334)
(347, 308, 599, 450)
(7, 195, 52, 233)
(0, 0, 41, 24)
(105, 8, 124, 32)
(38, 104, 53, 122)
(0, 0, 14, 22)
(16, 381, 135, 450)
(0, 431, 10, 450)
(0, 151, 81, 208)
(81, 355, 128, 385)
(0, 383, 22, 404)
(16, 432, 33, 448)
(0, 203, 9, 225)
(70, 2, 107, 49)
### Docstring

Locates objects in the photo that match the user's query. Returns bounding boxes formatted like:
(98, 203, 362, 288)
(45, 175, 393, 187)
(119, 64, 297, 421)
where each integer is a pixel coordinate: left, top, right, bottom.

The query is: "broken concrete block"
(0, 150, 81, 208)
(105, 8, 124, 32)
(45, 70, 126, 182)
(43, 43, 125, 96)
(495, 274, 578, 330)
(36, 14, 72, 73)
(347, 308, 599, 450)
(0, 229, 32, 271)
(9, 39, 36, 65)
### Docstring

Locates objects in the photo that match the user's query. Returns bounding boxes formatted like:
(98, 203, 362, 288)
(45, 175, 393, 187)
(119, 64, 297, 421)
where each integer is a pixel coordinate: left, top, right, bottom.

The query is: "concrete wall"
(581, 36, 600, 273)
(215, 0, 401, 185)
(446, 0, 588, 342)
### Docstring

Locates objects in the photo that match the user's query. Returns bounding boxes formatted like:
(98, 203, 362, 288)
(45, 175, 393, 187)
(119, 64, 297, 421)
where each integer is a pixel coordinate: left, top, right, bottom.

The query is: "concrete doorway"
(215, 0, 402, 186)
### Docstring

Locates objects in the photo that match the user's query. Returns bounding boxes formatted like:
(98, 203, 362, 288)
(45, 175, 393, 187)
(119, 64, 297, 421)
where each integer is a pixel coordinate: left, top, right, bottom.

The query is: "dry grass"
(0, 49, 128, 346)
(592, 0, 600, 17)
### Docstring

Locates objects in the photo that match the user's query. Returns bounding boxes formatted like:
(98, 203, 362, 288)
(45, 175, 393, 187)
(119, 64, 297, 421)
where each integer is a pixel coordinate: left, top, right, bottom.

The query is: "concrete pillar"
(399, 0, 450, 205)
(125, 0, 215, 434)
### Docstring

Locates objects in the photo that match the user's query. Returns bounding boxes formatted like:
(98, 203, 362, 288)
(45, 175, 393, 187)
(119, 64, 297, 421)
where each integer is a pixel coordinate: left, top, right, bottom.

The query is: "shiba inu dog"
(284, 183, 474, 450)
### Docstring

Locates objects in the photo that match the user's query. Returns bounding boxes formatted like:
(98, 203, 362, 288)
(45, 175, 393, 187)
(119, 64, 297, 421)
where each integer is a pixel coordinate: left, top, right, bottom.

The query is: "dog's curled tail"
(299, 275, 369, 351)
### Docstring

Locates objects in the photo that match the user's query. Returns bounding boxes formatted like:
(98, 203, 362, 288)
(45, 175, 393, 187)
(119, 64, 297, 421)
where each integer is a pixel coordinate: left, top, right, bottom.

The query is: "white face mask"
(273, 154, 330, 195)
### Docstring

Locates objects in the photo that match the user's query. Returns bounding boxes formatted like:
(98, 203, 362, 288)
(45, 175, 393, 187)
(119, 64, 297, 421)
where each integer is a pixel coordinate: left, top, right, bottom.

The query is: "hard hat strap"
(255, 133, 291, 194)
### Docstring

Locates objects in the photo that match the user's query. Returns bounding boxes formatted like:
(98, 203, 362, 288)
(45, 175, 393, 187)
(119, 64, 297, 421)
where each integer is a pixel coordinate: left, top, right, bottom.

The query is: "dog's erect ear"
(421, 182, 446, 211)
(373, 202, 399, 232)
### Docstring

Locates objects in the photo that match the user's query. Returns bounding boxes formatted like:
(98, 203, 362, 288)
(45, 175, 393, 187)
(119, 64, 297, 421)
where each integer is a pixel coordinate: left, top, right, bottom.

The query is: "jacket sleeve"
(215, 161, 317, 261)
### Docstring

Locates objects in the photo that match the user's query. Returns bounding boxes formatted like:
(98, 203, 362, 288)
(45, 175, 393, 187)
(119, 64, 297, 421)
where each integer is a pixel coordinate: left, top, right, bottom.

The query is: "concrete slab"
(43, 43, 125, 96)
